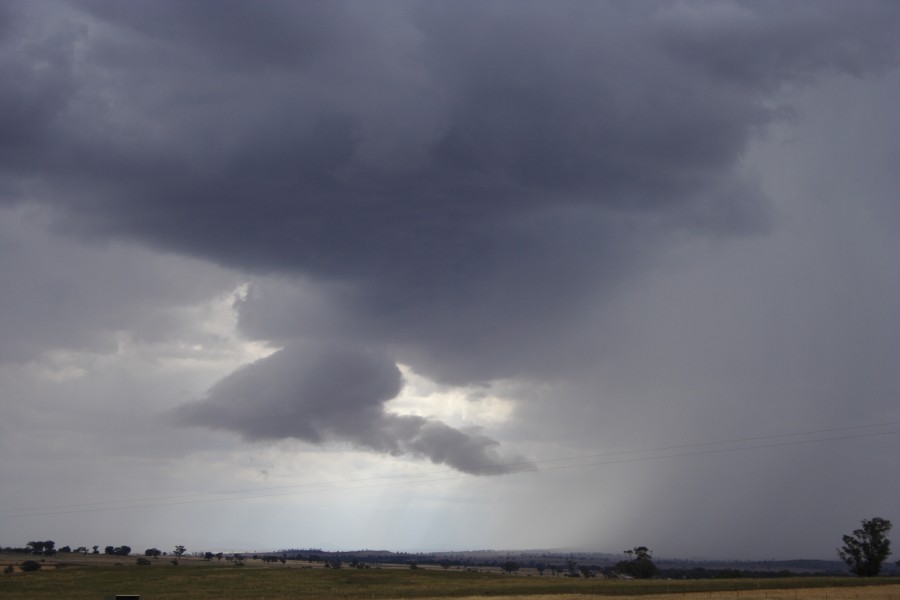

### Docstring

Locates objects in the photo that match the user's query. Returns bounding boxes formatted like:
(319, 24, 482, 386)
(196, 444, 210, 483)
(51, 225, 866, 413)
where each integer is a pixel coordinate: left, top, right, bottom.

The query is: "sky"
(1, 1, 899, 560)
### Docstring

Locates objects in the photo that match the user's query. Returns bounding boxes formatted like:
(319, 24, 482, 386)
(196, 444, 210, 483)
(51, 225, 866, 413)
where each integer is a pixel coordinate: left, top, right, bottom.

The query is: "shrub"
(136, 557, 152, 566)
(4, 565, 14, 574)
(20, 560, 41, 572)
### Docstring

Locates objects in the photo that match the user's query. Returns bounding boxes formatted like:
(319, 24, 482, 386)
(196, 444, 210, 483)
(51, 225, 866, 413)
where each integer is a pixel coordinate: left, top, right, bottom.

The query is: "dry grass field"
(431, 592, 900, 600)
(418, 591, 900, 600)
(2, 554, 899, 600)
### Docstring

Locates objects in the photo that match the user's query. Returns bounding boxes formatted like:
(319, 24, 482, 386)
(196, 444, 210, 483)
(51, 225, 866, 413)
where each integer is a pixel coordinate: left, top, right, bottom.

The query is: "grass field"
(2, 555, 899, 599)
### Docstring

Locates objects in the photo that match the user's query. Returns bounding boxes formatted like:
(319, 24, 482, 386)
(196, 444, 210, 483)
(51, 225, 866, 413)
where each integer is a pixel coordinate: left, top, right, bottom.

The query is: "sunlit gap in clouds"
(387, 365, 516, 429)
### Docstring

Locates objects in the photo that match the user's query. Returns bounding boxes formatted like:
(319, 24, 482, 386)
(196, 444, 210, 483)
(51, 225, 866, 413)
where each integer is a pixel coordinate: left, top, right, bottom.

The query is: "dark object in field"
(19, 560, 41, 572)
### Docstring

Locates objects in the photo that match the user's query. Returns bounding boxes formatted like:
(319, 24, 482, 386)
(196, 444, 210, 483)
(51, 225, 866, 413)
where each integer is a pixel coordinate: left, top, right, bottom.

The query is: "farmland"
(2, 554, 899, 600)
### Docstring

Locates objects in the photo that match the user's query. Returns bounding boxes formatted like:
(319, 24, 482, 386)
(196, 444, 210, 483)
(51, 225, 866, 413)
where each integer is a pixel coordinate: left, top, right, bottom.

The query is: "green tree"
(838, 517, 893, 577)
(615, 546, 658, 579)
(145, 548, 162, 557)
(173, 545, 186, 558)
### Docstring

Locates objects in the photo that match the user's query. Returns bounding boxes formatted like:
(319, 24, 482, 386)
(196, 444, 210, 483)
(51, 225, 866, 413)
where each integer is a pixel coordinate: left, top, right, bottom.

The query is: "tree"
(838, 517, 893, 577)
(501, 561, 519, 574)
(145, 548, 162, 557)
(173, 545, 186, 558)
(615, 546, 658, 579)
(26, 541, 45, 555)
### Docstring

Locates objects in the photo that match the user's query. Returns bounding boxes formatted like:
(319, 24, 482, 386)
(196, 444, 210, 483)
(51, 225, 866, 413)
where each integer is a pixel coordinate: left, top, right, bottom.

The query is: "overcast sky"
(1, 0, 899, 560)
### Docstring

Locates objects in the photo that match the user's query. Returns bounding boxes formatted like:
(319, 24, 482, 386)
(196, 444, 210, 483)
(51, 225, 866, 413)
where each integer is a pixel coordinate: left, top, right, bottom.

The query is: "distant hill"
(276, 548, 882, 577)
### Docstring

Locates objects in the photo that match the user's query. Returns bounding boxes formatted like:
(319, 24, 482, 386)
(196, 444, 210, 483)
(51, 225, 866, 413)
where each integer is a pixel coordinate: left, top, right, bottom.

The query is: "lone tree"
(838, 517, 893, 576)
(500, 561, 519, 574)
(615, 546, 658, 579)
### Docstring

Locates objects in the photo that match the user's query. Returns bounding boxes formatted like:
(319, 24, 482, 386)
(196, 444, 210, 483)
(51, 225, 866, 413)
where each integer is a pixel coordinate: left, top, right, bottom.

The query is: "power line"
(2, 420, 898, 519)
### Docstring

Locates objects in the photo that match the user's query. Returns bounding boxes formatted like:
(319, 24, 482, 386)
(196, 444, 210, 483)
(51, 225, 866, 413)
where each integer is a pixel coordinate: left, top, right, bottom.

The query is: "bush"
(20, 560, 41, 572)
(3, 565, 14, 574)
(136, 557, 152, 566)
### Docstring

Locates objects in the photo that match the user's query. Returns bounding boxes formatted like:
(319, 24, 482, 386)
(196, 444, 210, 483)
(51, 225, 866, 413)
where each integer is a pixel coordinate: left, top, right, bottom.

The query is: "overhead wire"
(1, 420, 898, 519)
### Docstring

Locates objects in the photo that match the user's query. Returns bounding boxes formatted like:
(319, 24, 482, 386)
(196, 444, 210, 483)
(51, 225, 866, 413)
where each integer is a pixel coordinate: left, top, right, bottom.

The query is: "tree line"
(3, 517, 895, 578)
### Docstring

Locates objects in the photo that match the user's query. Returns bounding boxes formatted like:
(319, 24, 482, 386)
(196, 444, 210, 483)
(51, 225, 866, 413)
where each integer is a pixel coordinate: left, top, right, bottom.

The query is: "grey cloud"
(174, 343, 529, 475)
(75, 0, 364, 70)
(0, 207, 238, 363)
(657, 1, 900, 90)
(2, 1, 899, 469)
(0, 4, 79, 175)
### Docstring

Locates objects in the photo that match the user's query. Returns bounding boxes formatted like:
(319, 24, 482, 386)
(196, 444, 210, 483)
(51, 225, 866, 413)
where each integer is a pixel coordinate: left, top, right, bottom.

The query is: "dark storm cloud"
(0, 207, 237, 363)
(657, 1, 900, 90)
(3, 1, 899, 467)
(174, 343, 529, 475)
